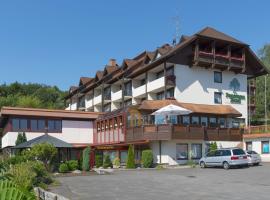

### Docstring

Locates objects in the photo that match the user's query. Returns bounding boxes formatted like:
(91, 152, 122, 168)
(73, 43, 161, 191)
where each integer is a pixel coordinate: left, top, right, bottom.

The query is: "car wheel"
(200, 161, 206, 168)
(223, 161, 230, 170)
(254, 163, 259, 166)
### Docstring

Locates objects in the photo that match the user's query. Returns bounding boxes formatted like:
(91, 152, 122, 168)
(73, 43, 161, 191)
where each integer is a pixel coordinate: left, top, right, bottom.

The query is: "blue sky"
(0, 0, 269, 90)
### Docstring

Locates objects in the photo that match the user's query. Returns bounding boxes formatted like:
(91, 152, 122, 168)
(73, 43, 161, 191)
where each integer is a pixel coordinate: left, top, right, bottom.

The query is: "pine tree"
(82, 146, 90, 171)
(126, 145, 135, 168)
(15, 132, 27, 146)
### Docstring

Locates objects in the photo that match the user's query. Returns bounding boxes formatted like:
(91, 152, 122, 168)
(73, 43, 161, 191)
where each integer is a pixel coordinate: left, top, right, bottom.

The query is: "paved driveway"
(51, 163, 270, 200)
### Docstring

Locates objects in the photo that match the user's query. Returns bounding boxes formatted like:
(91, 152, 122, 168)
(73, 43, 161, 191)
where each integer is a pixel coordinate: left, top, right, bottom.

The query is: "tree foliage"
(0, 82, 67, 109)
(252, 44, 270, 123)
(15, 132, 27, 146)
(82, 146, 90, 171)
(23, 143, 57, 171)
(126, 145, 135, 169)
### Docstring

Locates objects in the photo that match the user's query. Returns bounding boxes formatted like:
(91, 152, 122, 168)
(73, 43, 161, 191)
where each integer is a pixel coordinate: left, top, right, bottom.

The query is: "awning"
(139, 100, 242, 117)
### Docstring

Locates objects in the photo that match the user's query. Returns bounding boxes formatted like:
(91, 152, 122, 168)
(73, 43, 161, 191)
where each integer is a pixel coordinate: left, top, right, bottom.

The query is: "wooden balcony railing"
(244, 125, 270, 134)
(126, 124, 243, 142)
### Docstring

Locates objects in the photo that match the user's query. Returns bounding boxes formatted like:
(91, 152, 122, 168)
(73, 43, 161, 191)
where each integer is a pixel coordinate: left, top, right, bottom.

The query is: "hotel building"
(1, 27, 269, 165)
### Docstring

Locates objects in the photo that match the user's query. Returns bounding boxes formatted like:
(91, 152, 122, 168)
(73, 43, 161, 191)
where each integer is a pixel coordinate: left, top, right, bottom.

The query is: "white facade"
(2, 120, 94, 148)
(150, 140, 243, 165)
(67, 64, 247, 124)
(243, 138, 270, 162)
(174, 64, 247, 122)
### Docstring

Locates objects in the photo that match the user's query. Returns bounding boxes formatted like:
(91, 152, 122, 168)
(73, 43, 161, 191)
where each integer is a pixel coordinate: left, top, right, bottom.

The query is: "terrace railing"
(126, 124, 243, 142)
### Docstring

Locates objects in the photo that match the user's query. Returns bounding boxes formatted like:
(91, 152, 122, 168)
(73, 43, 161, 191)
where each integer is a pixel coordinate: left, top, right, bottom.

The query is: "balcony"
(126, 124, 243, 142)
(147, 76, 165, 93)
(111, 90, 122, 102)
(85, 99, 93, 109)
(93, 95, 102, 105)
(133, 85, 146, 98)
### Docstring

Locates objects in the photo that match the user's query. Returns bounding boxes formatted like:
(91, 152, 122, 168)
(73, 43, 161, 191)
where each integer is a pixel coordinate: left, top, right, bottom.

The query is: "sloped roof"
(196, 27, 246, 45)
(79, 77, 93, 86)
(95, 71, 104, 81)
(139, 99, 242, 116)
(13, 134, 72, 149)
(0, 106, 101, 120)
(104, 65, 118, 74)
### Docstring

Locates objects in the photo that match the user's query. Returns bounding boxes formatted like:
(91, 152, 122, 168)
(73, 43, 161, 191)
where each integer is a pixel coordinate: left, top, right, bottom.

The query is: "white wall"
(1, 120, 94, 148)
(150, 140, 207, 165)
(174, 64, 247, 123)
(243, 138, 270, 162)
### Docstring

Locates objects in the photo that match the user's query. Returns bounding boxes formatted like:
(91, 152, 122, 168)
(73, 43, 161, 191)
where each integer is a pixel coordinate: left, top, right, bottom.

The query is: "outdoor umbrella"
(151, 104, 192, 116)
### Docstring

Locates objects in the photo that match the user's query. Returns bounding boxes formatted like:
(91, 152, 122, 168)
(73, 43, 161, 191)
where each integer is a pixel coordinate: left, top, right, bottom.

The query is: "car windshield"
(233, 149, 245, 155)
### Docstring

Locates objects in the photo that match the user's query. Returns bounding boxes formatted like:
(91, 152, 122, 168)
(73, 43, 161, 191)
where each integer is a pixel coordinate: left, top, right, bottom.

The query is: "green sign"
(226, 93, 245, 104)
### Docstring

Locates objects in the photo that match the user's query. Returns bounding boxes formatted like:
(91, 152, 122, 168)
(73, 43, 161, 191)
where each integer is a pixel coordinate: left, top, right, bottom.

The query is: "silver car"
(246, 150, 261, 166)
(199, 148, 248, 169)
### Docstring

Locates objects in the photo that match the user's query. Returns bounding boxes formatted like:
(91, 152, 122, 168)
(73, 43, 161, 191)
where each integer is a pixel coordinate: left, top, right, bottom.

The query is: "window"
(140, 79, 146, 86)
(156, 70, 164, 79)
(191, 116, 199, 125)
(218, 118, 226, 128)
(262, 141, 269, 154)
(232, 149, 246, 155)
(156, 91, 165, 100)
(246, 142, 252, 151)
(48, 120, 62, 132)
(166, 67, 174, 76)
(201, 117, 208, 127)
(104, 103, 111, 112)
(214, 92, 222, 104)
(209, 117, 217, 127)
(191, 144, 202, 159)
(214, 71, 222, 83)
(176, 144, 188, 160)
(120, 151, 128, 163)
(166, 88, 174, 98)
(12, 118, 27, 131)
(182, 116, 190, 125)
(12, 119, 20, 131)
(30, 119, 45, 131)
(124, 99, 132, 107)
(124, 82, 132, 96)
(206, 150, 216, 157)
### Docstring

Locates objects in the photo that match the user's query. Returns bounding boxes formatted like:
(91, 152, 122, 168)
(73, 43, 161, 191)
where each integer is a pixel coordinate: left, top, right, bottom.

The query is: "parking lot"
(51, 163, 270, 200)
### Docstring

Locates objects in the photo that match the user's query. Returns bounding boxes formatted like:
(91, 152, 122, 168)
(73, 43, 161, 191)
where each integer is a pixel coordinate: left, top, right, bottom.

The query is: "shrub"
(30, 161, 53, 187)
(27, 143, 57, 171)
(67, 160, 79, 171)
(82, 147, 90, 171)
(141, 150, 153, 168)
(113, 157, 120, 168)
(103, 155, 112, 168)
(95, 155, 103, 168)
(5, 155, 27, 165)
(126, 145, 135, 169)
(78, 151, 83, 170)
(59, 163, 69, 173)
(8, 162, 36, 191)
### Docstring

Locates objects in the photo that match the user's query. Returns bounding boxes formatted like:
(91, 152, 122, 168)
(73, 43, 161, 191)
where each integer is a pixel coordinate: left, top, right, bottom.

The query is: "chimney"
(108, 58, 116, 66)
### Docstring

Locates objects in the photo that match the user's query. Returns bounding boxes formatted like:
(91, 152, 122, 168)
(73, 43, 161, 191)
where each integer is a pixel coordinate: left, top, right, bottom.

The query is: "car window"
(251, 151, 258, 154)
(215, 150, 222, 156)
(232, 149, 245, 155)
(207, 151, 216, 157)
(223, 150, 231, 156)
(246, 151, 252, 154)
